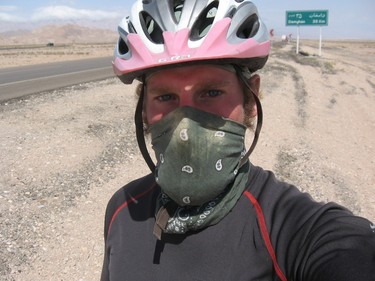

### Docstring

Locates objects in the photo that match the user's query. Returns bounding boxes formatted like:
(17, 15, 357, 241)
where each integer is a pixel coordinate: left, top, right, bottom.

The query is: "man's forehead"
(145, 64, 251, 82)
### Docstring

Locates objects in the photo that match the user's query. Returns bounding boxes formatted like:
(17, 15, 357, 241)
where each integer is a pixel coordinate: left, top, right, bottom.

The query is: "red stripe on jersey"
(107, 183, 157, 236)
(244, 190, 287, 281)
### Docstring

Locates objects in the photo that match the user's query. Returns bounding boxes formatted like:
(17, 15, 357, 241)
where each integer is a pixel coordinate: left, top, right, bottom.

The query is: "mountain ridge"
(0, 23, 118, 45)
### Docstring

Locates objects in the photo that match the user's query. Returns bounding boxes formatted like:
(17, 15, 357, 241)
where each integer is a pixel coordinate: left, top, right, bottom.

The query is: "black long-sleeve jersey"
(101, 164, 375, 281)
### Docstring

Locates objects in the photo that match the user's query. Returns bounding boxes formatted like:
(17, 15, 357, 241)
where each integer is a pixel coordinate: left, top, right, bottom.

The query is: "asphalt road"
(0, 56, 114, 102)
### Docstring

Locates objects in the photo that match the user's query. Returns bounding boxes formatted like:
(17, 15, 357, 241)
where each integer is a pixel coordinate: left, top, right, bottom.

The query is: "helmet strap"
(233, 66, 263, 167)
(135, 77, 156, 173)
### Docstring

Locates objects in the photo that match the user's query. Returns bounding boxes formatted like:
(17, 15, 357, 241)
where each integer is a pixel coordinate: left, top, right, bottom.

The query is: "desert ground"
(0, 39, 374, 280)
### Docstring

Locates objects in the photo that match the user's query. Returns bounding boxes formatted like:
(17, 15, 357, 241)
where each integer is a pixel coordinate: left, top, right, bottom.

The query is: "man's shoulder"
(245, 164, 323, 215)
(108, 173, 157, 206)
(103, 174, 159, 237)
(246, 164, 294, 196)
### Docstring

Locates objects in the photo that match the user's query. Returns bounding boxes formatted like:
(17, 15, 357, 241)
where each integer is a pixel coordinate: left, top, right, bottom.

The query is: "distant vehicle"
(46, 42, 54, 47)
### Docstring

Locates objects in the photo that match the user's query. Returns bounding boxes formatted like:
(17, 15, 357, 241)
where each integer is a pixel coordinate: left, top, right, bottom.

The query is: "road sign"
(286, 10, 328, 26)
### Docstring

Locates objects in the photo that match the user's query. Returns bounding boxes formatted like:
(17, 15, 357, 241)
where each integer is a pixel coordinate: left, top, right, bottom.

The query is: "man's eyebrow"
(146, 79, 233, 94)
(193, 80, 233, 91)
(145, 85, 170, 95)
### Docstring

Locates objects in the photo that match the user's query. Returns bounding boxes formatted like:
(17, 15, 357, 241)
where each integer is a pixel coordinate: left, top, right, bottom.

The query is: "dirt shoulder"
(1, 40, 374, 280)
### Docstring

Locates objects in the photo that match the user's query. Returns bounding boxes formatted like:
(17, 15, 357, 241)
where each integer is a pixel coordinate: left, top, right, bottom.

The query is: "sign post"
(296, 26, 300, 54)
(319, 26, 322, 56)
(286, 10, 328, 56)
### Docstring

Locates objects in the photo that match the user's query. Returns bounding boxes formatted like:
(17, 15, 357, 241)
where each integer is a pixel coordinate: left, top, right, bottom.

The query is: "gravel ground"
(1, 41, 374, 280)
(0, 79, 143, 280)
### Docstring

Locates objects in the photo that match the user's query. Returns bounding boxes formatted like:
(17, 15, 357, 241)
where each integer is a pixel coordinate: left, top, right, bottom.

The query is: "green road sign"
(286, 10, 328, 26)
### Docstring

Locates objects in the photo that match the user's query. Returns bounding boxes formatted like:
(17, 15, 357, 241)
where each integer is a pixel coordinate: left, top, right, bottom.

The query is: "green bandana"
(150, 107, 250, 237)
(155, 162, 249, 236)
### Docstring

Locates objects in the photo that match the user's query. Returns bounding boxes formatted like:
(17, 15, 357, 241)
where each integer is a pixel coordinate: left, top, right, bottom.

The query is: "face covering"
(149, 106, 251, 236)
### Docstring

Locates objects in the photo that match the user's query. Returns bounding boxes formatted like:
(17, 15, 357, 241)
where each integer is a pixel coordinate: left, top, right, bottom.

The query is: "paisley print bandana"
(150, 106, 248, 207)
(149, 106, 251, 236)
(156, 162, 249, 235)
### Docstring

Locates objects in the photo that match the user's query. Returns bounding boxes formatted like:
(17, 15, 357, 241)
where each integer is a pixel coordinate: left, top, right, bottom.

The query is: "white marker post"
(319, 26, 322, 56)
(296, 26, 300, 54)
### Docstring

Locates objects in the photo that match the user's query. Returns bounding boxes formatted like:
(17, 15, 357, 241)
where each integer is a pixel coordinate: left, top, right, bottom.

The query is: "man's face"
(144, 65, 247, 125)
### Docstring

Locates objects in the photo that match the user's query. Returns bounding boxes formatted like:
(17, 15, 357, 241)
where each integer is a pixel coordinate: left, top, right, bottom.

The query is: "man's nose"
(178, 94, 195, 108)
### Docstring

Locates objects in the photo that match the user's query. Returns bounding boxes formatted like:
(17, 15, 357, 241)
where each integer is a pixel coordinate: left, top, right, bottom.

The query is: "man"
(101, 1, 375, 280)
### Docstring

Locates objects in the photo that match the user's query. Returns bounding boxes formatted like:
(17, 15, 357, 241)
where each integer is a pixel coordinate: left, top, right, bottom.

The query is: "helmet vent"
(172, 0, 184, 23)
(225, 7, 236, 19)
(128, 20, 137, 34)
(139, 11, 164, 44)
(190, 1, 219, 41)
(237, 14, 259, 39)
(118, 37, 129, 55)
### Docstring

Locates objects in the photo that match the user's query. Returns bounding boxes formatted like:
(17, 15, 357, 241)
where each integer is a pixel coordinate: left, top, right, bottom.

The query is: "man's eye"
(205, 90, 222, 97)
(157, 94, 173, 102)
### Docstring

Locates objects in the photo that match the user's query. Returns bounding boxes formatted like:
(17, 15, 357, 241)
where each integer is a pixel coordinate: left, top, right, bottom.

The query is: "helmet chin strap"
(233, 66, 263, 167)
(135, 69, 263, 173)
(135, 78, 156, 173)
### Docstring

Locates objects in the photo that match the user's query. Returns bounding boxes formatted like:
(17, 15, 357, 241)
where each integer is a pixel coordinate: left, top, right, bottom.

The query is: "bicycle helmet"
(113, 0, 270, 84)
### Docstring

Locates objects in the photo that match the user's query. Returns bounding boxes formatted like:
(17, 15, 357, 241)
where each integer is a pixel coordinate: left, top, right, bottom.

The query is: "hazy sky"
(1, 0, 374, 39)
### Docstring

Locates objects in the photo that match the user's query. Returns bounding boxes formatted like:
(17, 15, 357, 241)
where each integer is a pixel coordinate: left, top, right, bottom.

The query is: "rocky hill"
(0, 24, 118, 45)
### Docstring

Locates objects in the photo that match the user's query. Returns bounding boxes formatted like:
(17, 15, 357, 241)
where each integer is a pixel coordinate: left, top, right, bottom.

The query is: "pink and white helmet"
(113, 0, 270, 84)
